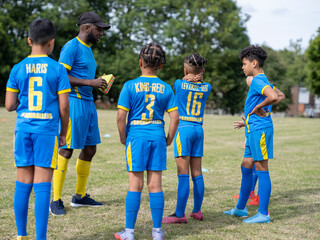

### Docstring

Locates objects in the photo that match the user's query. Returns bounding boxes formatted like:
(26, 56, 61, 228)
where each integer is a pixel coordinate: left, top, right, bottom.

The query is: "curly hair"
(184, 53, 207, 74)
(239, 45, 267, 68)
(139, 43, 166, 70)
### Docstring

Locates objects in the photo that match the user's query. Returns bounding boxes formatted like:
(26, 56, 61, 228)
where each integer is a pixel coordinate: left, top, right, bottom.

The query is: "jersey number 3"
(142, 94, 155, 120)
(186, 92, 203, 116)
(28, 77, 43, 111)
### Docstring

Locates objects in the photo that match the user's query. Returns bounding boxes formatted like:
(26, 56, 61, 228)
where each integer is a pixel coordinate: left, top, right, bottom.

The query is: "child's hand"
(249, 107, 267, 117)
(233, 116, 245, 129)
(59, 135, 66, 147)
(183, 73, 203, 82)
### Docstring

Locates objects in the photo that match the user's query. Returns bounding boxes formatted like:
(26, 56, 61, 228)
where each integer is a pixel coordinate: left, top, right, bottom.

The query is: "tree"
(108, 0, 250, 114)
(0, 0, 45, 103)
(306, 28, 320, 95)
(1, 0, 251, 114)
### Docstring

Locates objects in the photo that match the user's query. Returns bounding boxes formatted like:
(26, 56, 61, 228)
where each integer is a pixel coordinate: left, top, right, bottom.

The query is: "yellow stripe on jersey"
(28, 55, 48, 58)
(246, 114, 250, 133)
(6, 87, 20, 92)
(261, 85, 270, 95)
(13, 133, 16, 167)
(176, 132, 182, 156)
(126, 142, 133, 171)
(51, 136, 58, 169)
(74, 87, 81, 99)
(76, 37, 90, 48)
(60, 62, 72, 70)
(118, 105, 130, 112)
(140, 75, 157, 78)
(57, 89, 71, 94)
(66, 117, 72, 149)
(167, 106, 178, 112)
(260, 131, 268, 160)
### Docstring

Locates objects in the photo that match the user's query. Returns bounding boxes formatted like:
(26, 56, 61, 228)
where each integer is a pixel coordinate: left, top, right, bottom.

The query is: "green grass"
(0, 108, 319, 239)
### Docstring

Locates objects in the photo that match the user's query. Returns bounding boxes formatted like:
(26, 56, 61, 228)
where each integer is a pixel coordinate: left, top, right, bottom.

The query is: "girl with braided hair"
(115, 43, 179, 240)
(163, 53, 211, 224)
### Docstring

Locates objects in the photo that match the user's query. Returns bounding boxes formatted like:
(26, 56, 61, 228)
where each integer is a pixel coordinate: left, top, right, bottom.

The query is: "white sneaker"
(152, 228, 164, 240)
(114, 229, 134, 240)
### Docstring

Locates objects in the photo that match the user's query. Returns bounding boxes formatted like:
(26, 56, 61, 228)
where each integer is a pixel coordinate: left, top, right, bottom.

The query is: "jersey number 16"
(186, 92, 203, 116)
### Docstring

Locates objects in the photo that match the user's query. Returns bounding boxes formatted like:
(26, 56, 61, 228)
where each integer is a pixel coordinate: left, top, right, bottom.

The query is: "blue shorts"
(174, 124, 204, 158)
(244, 127, 273, 161)
(62, 97, 101, 149)
(125, 137, 167, 172)
(14, 131, 58, 169)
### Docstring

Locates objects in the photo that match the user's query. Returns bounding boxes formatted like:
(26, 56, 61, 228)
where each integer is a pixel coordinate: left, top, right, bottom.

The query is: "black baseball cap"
(77, 12, 111, 29)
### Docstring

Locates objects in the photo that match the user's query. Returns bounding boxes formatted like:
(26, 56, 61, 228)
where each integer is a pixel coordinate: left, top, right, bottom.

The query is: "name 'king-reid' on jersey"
(117, 75, 177, 140)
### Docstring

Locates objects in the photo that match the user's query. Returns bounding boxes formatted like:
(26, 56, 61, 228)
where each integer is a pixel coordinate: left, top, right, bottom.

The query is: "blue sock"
(192, 175, 204, 213)
(174, 174, 190, 218)
(251, 166, 258, 192)
(149, 192, 164, 228)
(236, 166, 253, 210)
(255, 171, 271, 215)
(34, 182, 51, 240)
(126, 191, 141, 229)
(14, 181, 33, 236)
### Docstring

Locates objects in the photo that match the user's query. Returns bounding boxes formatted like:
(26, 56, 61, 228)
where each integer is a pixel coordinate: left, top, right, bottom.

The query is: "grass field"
(0, 108, 319, 240)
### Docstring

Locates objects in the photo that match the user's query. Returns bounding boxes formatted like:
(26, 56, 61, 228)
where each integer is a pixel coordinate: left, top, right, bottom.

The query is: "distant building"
(287, 86, 320, 117)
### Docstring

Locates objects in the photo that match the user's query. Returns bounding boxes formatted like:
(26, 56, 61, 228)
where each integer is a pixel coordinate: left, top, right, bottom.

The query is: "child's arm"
(183, 73, 203, 82)
(273, 87, 285, 105)
(117, 109, 128, 145)
(250, 86, 278, 117)
(5, 91, 19, 112)
(58, 93, 70, 147)
(166, 109, 179, 146)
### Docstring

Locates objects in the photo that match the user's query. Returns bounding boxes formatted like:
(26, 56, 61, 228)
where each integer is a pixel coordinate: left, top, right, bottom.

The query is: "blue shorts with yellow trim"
(244, 126, 273, 161)
(14, 131, 58, 169)
(62, 97, 101, 149)
(125, 137, 167, 172)
(174, 124, 204, 158)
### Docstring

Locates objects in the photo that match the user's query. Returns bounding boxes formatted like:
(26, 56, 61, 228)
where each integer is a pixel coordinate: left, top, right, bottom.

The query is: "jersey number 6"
(28, 77, 43, 111)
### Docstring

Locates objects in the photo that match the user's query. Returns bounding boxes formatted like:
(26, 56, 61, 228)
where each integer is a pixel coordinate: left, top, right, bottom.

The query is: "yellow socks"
(53, 155, 69, 201)
(75, 159, 91, 198)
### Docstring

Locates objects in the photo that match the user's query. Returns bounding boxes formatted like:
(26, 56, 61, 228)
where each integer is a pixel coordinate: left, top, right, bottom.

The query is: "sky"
(235, 0, 320, 50)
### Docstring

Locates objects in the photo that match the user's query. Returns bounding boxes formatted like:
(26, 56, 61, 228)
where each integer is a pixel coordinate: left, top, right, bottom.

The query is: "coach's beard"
(88, 31, 98, 45)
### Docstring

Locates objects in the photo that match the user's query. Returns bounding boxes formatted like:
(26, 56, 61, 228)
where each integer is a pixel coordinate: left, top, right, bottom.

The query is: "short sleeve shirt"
(117, 75, 177, 140)
(6, 55, 71, 135)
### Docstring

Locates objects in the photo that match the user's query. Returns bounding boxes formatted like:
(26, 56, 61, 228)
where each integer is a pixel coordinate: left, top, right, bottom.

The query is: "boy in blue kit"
(5, 18, 70, 240)
(50, 12, 110, 215)
(233, 77, 259, 205)
(223, 45, 285, 223)
(162, 53, 211, 224)
(115, 43, 179, 240)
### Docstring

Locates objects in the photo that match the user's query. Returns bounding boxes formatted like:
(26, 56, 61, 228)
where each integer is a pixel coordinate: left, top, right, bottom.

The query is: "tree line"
(1, 0, 319, 114)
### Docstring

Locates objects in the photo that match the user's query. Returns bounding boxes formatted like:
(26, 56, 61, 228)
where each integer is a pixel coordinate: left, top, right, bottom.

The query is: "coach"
(50, 12, 110, 215)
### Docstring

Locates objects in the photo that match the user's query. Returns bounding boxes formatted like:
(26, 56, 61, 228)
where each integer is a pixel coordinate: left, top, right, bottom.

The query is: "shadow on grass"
(270, 187, 320, 221)
(63, 187, 320, 239)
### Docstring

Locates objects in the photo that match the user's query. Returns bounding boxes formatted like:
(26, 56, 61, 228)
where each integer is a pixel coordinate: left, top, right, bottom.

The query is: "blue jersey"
(174, 80, 211, 125)
(244, 73, 274, 134)
(59, 37, 97, 100)
(117, 75, 177, 140)
(6, 55, 71, 135)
